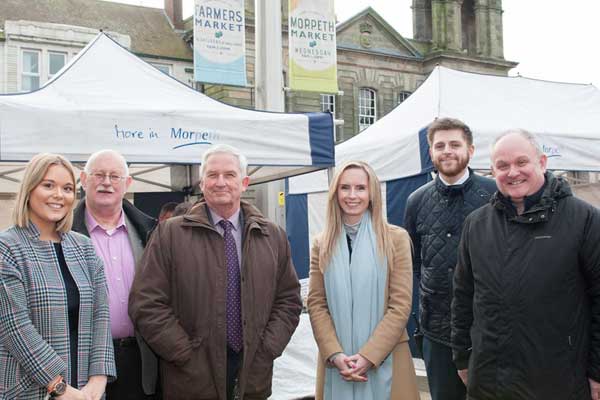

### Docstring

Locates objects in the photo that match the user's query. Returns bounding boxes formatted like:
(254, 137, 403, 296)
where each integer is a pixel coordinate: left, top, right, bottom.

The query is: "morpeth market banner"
(288, 0, 338, 93)
(193, 0, 247, 86)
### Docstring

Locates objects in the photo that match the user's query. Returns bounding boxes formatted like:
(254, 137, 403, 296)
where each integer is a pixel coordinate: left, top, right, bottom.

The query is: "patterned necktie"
(219, 219, 243, 352)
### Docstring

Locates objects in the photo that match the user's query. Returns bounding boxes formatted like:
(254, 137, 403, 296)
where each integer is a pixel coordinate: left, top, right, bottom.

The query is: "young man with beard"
(403, 118, 496, 400)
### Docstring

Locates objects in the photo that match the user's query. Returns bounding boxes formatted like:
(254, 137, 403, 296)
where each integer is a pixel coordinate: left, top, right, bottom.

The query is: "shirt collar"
(208, 207, 241, 232)
(439, 168, 470, 186)
(85, 207, 127, 233)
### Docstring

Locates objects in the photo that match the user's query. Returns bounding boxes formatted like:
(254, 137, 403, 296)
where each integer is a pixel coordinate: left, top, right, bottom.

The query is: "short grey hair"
(200, 144, 248, 178)
(84, 149, 129, 176)
(492, 129, 543, 157)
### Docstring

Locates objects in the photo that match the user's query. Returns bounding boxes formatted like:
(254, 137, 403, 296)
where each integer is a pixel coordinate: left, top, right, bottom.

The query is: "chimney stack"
(164, 0, 184, 30)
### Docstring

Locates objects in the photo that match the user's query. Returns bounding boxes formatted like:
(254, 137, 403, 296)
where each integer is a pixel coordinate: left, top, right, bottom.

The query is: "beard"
(433, 153, 470, 179)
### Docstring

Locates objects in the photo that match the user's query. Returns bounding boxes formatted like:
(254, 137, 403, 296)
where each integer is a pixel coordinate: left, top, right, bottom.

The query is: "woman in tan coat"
(307, 160, 419, 400)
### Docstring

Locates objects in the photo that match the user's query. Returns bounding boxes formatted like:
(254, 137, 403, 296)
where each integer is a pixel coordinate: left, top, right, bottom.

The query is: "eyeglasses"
(90, 172, 127, 184)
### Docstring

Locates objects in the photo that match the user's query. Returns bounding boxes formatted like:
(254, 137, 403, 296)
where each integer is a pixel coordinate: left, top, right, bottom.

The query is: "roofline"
(423, 52, 519, 69)
(337, 45, 422, 61)
(336, 6, 422, 58)
(130, 52, 192, 63)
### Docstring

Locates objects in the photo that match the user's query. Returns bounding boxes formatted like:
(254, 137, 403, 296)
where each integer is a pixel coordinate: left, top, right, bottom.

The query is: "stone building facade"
(0, 0, 518, 144)
(196, 0, 517, 141)
(0, 0, 194, 93)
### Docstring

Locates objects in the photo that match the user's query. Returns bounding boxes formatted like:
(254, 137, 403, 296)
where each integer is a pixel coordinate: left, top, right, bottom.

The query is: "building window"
(358, 88, 377, 131)
(320, 94, 335, 114)
(396, 90, 412, 105)
(150, 63, 172, 75)
(22, 50, 41, 91)
(48, 52, 67, 78)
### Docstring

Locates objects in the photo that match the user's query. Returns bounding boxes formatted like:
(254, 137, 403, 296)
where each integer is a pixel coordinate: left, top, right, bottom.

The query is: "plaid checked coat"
(0, 224, 116, 399)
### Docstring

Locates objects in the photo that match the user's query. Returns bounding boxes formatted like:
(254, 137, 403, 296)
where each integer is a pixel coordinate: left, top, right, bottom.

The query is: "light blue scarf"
(323, 211, 393, 400)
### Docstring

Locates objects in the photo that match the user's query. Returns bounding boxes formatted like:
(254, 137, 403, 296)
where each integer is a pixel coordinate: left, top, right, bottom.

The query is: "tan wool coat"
(307, 224, 420, 400)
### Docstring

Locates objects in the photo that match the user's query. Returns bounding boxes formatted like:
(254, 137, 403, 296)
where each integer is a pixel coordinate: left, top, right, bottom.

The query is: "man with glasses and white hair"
(73, 149, 158, 399)
(129, 144, 302, 400)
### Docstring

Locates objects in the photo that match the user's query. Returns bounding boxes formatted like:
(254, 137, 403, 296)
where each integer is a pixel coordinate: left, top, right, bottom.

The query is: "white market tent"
(287, 66, 600, 280)
(0, 33, 334, 399)
(0, 33, 334, 185)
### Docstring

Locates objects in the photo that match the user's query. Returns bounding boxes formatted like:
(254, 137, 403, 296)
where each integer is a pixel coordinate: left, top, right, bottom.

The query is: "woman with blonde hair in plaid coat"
(0, 153, 116, 399)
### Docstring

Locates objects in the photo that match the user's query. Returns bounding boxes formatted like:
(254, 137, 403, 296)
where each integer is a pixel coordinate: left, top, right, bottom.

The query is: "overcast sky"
(106, 0, 600, 87)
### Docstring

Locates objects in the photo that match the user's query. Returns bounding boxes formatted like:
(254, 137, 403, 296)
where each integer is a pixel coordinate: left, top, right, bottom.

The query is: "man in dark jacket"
(73, 149, 158, 399)
(129, 144, 302, 400)
(404, 118, 496, 400)
(452, 129, 600, 399)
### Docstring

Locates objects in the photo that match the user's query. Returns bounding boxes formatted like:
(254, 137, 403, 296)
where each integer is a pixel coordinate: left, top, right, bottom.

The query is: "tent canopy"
(289, 65, 600, 194)
(286, 66, 600, 280)
(0, 33, 334, 185)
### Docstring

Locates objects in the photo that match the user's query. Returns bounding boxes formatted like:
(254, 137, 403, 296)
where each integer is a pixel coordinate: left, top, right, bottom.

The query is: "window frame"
(48, 51, 67, 79)
(150, 62, 173, 76)
(396, 90, 412, 105)
(320, 94, 336, 114)
(21, 49, 41, 92)
(358, 87, 377, 131)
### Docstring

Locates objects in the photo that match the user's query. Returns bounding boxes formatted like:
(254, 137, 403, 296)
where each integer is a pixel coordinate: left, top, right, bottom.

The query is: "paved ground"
(415, 358, 431, 399)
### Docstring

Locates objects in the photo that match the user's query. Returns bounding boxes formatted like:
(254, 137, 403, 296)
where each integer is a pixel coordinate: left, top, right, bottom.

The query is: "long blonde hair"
(13, 153, 76, 233)
(320, 161, 391, 268)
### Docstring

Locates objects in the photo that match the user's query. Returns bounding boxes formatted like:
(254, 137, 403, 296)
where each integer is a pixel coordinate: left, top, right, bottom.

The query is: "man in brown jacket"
(129, 144, 302, 400)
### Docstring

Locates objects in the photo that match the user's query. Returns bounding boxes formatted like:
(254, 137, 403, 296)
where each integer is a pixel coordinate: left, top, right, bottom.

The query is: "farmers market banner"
(288, 0, 338, 93)
(194, 0, 247, 86)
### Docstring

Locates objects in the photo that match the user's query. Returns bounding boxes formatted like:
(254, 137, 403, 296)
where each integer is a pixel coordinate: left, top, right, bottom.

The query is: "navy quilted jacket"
(404, 170, 496, 345)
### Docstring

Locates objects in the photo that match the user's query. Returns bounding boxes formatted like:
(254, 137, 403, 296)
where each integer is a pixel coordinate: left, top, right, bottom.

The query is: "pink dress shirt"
(86, 209, 136, 338)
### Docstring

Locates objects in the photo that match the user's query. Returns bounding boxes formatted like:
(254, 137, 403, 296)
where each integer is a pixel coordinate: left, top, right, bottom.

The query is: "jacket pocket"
(161, 336, 217, 399)
(245, 342, 274, 398)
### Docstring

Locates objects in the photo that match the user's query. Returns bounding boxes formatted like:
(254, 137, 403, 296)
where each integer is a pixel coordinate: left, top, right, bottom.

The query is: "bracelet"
(328, 352, 342, 365)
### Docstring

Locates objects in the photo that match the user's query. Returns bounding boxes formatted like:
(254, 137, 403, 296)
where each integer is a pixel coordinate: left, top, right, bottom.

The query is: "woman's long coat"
(308, 224, 420, 400)
(0, 224, 115, 399)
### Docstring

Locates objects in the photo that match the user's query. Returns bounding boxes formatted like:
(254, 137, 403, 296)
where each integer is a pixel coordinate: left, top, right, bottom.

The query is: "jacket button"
(243, 320, 247, 326)
(446, 233, 452, 237)
(448, 267, 453, 272)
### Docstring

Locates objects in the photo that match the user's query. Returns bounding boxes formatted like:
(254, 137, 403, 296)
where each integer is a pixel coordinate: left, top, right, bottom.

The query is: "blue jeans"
(423, 336, 466, 400)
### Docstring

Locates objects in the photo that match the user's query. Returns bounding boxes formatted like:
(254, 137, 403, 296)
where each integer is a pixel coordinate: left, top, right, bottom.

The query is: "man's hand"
(590, 378, 600, 400)
(458, 369, 468, 386)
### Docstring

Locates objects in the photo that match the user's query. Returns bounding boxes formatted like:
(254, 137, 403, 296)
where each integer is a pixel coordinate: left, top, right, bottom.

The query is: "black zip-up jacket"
(404, 169, 496, 345)
(452, 172, 600, 399)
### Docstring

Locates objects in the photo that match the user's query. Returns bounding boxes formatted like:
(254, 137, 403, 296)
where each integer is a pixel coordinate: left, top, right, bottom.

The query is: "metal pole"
(255, 0, 284, 112)
(255, 0, 286, 227)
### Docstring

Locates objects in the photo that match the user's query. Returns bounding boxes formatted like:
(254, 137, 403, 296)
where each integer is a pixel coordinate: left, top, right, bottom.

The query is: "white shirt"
(439, 168, 470, 186)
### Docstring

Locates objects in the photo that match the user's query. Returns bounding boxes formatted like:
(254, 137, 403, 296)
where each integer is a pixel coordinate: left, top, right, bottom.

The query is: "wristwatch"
(48, 377, 67, 398)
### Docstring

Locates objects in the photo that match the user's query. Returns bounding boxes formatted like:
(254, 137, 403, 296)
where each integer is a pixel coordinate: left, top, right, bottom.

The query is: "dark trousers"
(227, 346, 242, 400)
(106, 337, 156, 400)
(423, 336, 466, 400)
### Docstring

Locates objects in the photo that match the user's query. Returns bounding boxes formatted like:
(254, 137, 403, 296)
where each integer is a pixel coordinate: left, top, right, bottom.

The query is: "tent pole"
(255, 0, 286, 228)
